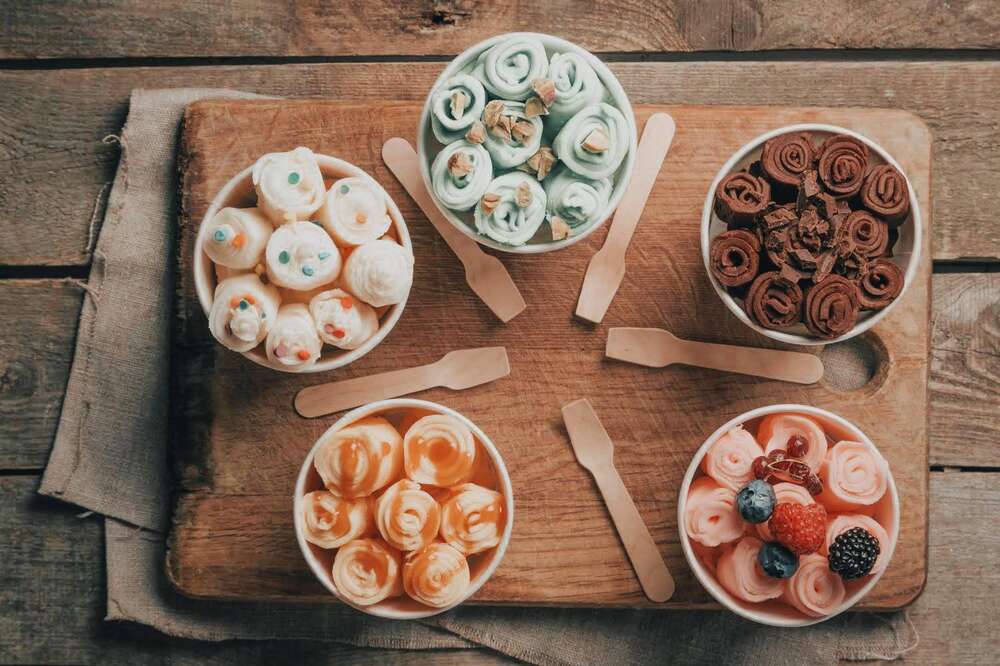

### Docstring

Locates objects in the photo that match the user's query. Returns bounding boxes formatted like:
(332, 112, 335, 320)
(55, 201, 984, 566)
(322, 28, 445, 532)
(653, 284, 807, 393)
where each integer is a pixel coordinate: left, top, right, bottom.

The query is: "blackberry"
(736, 480, 776, 524)
(827, 527, 880, 580)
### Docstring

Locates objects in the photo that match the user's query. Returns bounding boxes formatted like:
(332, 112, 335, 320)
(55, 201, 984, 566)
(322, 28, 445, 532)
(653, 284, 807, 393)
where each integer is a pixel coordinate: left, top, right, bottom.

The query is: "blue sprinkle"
(302, 265, 315, 276)
(213, 229, 227, 242)
(238, 299, 249, 310)
(339, 184, 350, 194)
(278, 250, 290, 264)
(288, 172, 301, 185)
(318, 251, 330, 261)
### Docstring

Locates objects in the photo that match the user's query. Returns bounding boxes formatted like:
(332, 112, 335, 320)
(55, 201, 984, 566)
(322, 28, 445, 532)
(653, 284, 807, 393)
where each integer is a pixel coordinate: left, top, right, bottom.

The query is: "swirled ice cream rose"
(314, 416, 403, 498)
(251, 147, 326, 224)
(472, 35, 548, 100)
(553, 103, 629, 180)
(823, 514, 891, 574)
(440, 483, 505, 555)
(300, 490, 373, 549)
(700, 425, 764, 492)
(265, 221, 342, 291)
(545, 52, 607, 130)
(819, 440, 889, 512)
(430, 74, 488, 144)
(403, 414, 477, 487)
(265, 303, 322, 371)
(341, 239, 414, 308)
(332, 538, 403, 606)
(317, 177, 392, 247)
(543, 164, 612, 231)
(374, 479, 442, 552)
(309, 289, 378, 350)
(403, 542, 471, 608)
(474, 172, 546, 246)
(684, 477, 743, 547)
(431, 140, 493, 211)
(756, 482, 815, 541)
(782, 553, 846, 618)
(481, 101, 543, 169)
(759, 413, 829, 472)
(203, 207, 273, 270)
(208, 273, 280, 352)
(716, 536, 784, 603)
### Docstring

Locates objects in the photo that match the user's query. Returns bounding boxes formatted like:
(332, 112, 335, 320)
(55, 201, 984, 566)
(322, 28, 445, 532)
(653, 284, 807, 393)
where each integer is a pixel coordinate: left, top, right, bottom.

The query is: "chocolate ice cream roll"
(714, 171, 771, 227)
(804, 275, 860, 339)
(857, 258, 905, 310)
(203, 207, 273, 270)
(841, 210, 890, 258)
(816, 134, 869, 198)
(860, 164, 910, 224)
(710, 230, 761, 288)
(743, 271, 804, 330)
(759, 132, 814, 200)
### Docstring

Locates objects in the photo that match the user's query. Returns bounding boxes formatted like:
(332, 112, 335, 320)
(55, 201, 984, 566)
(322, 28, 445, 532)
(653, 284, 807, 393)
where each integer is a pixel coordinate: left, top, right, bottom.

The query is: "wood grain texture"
(167, 100, 929, 608)
(2, 60, 998, 266)
(1, 0, 999, 58)
(0, 279, 82, 468)
(930, 274, 1000, 467)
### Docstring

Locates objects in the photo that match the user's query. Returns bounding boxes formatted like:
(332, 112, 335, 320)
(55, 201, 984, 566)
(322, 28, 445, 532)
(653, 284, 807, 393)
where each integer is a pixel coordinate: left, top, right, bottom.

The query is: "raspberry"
(768, 502, 826, 555)
(828, 527, 880, 580)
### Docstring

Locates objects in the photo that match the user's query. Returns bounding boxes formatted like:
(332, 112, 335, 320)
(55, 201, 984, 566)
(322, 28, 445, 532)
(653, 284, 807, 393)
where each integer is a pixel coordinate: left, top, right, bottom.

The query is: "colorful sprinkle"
(288, 172, 301, 185)
(302, 265, 315, 276)
(238, 299, 249, 310)
(229, 296, 240, 308)
(318, 251, 331, 261)
(340, 296, 353, 309)
(278, 250, 290, 264)
(232, 233, 247, 249)
(296, 349, 311, 361)
(332, 329, 346, 339)
(213, 229, 228, 242)
(355, 212, 367, 225)
(245, 294, 256, 305)
(340, 184, 350, 194)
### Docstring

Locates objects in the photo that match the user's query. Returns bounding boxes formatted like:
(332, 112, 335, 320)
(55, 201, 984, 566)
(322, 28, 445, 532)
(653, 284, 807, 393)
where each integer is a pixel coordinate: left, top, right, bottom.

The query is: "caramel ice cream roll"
(265, 221, 342, 291)
(208, 273, 281, 353)
(374, 479, 441, 552)
(782, 553, 846, 618)
(341, 239, 414, 308)
(265, 303, 321, 371)
(403, 542, 470, 608)
(251, 147, 326, 224)
(818, 440, 889, 512)
(700, 425, 764, 493)
(716, 536, 784, 604)
(439, 483, 505, 555)
(403, 414, 476, 487)
(314, 416, 403, 498)
(300, 490, 373, 549)
(684, 477, 743, 548)
(203, 207, 273, 270)
(309, 289, 378, 350)
(318, 177, 392, 247)
(759, 413, 829, 473)
(331, 538, 403, 606)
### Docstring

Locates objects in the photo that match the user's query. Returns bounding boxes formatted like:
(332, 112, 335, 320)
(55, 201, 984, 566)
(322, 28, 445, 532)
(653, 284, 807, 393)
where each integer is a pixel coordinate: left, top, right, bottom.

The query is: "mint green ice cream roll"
(430, 74, 487, 144)
(474, 172, 547, 247)
(431, 140, 494, 211)
(552, 103, 630, 180)
(545, 52, 607, 132)
(481, 101, 543, 169)
(472, 36, 549, 101)
(543, 164, 613, 230)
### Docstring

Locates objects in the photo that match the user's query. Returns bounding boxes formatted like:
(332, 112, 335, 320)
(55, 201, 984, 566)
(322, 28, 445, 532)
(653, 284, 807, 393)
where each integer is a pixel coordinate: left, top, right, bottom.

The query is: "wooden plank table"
(1, 2, 998, 663)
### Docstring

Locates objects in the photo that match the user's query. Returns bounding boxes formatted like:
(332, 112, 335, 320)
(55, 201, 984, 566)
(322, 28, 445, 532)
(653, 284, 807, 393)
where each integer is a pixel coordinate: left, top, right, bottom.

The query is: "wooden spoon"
(382, 138, 526, 323)
(294, 347, 510, 418)
(606, 327, 824, 384)
(576, 113, 676, 323)
(561, 398, 675, 603)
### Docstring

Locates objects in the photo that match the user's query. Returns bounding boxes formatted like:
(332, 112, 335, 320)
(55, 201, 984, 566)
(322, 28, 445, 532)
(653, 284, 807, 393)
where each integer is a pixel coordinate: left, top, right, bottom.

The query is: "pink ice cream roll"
(782, 553, 846, 618)
(759, 413, 828, 472)
(756, 482, 815, 541)
(823, 513, 891, 574)
(716, 536, 784, 604)
(819, 440, 889, 513)
(700, 425, 764, 492)
(684, 477, 744, 548)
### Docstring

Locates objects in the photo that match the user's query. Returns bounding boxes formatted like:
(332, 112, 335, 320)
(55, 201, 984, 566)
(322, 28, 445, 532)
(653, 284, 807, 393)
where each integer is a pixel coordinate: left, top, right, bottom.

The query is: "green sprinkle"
(238, 299, 249, 310)
(302, 265, 315, 277)
(278, 250, 290, 264)
(288, 172, 301, 185)
(339, 184, 350, 194)
(318, 251, 330, 261)
(213, 229, 227, 242)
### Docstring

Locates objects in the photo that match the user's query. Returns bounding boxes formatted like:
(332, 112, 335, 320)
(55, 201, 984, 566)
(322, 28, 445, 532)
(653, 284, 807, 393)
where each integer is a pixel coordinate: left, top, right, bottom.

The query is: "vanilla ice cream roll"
(251, 147, 326, 224)
(439, 483, 505, 555)
(203, 207, 273, 269)
(209, 273, 281, 352)
(403, 542, 470, 608)
(474, 172, 546, 246)
(341, 239, 414, 308)
(544, 51, 607, 132)
(332, 538, 403, 606)
(300, 490, 373, 549)
(430, 74, 488, 144)
(374, 479, 442, 552)
(264, 303, 322, 371)
(553, 103, 630, 180)
(431, 140, 493, 211)
(265, 221, 342, 290)
(314, 416, 403, 498)
(403, 414, 476, 487)
(318, 177, 392, 246)
(308, 289, 378, 350)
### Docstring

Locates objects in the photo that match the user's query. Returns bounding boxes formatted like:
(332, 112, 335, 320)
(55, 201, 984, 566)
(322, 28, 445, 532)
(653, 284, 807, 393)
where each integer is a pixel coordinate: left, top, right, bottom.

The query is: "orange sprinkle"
(296, 349, 311, 361)
(340, 296, 353, 309)
(355, 212, 367, 225)
(229, 296, 241, 308)
(332, 329, 346, 339)
(245, 294, 256, 305)
(232, 233, 247, 248)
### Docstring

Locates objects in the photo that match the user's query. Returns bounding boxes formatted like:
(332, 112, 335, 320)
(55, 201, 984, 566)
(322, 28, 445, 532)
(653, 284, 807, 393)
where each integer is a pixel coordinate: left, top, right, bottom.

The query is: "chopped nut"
(483, 100, 505, 127)
(524, 147, 557, 180)
(447, 151, 474, 178)
(515, 181, 533, 208)
(480, 193, 501, 215)
(550, 216, 571, 241)
(531, 78, 557, 106)
(511, 120, 536, 144)
(450, 90, 468, 119)
(524, 96, 549, 118)
(582, 128, 610, 153)
(465, 120, 486, 144)
(491, 114, 514, 142)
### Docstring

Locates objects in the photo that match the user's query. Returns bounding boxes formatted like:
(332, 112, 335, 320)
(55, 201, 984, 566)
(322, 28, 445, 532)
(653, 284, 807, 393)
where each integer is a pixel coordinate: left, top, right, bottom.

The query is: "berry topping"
(767, 449, 787, 464)
(752, 455, 769, 480)
(767, 459, 811, 484)
(758, 541, 799, 579)
(768, 502, 827, 555)
(805, 474, 823, 496)
(827, 527, 880, 580)
(737, 480, 776, 524)
(787, 435, 809, 458)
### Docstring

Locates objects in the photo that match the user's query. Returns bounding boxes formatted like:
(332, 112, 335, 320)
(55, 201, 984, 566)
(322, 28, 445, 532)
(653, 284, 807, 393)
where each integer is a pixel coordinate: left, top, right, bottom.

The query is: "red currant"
(752, 456, 769, 479)
(767, 449, 786, 464)
(805, 474, 823, 496)
(787, 435, 809, 458)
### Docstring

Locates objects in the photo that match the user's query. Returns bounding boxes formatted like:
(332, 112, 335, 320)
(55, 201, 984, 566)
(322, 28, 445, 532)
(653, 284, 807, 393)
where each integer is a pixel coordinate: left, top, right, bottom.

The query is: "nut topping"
(524, 96, 549, 118)
(582, 128, 609, 153)
(511, 120, 536, 144)
(515, 181, 533, 208)
(480, 192, 501, 215)
(482, 100, 505, 128)
(447, 151, 474, 178)
(465, 120, 486, 144)
(550, 216, 571, 240)
(531, 78, 557, 106)
(491, 114, 514, 142)
(450, 90, 468, 119)
(523, 147, 557, 180)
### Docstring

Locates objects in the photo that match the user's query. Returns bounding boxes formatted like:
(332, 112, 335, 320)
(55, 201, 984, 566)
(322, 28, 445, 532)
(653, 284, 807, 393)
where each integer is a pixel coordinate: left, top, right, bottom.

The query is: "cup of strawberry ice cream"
(678, 404, 900, 626)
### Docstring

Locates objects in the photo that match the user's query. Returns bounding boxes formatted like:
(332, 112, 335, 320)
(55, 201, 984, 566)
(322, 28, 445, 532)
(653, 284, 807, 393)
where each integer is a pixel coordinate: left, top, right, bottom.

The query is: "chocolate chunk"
(762, 206, 797, 231)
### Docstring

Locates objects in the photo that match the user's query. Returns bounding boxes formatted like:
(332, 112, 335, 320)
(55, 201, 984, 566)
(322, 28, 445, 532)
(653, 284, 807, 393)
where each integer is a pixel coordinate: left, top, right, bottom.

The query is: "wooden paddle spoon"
(606, 327, 824, 384)
(382, 138, 526, 323)
(295, 347, 510, 418)
(562, 398, 675, 603)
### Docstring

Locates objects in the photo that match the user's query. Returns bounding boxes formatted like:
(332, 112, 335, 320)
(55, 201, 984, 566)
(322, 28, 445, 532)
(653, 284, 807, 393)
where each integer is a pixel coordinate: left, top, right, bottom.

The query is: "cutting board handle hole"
(818, 332, 890, 394)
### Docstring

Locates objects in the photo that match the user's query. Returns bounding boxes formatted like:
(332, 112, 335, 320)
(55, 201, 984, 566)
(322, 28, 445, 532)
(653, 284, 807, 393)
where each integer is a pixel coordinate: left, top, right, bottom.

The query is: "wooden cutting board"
(168, 100, 930, 608)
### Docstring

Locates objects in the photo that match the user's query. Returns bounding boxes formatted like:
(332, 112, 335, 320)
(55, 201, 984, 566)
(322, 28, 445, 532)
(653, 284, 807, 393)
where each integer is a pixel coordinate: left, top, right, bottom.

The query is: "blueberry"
(736, 479, 776, 524)
(758, 541, 799, 579)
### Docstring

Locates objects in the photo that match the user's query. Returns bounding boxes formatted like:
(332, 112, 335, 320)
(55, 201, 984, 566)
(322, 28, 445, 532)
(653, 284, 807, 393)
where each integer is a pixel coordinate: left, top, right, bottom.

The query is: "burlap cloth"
(40, 88, 917, 664)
